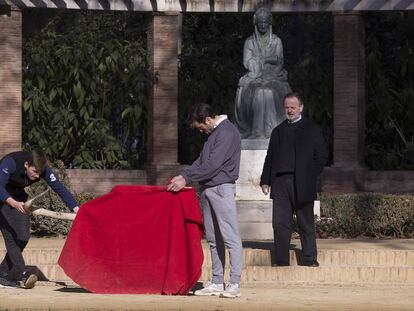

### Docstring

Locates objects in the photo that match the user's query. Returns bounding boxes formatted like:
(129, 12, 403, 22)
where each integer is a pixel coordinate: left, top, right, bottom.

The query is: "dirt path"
(1, 282, 413, 311)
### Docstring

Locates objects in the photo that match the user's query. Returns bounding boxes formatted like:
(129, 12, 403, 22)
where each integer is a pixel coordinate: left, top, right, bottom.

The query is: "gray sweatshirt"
(182, 118, 241, 187)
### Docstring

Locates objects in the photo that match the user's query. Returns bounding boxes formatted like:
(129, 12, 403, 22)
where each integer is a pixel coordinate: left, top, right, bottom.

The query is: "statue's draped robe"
(235, 30, 291, 138)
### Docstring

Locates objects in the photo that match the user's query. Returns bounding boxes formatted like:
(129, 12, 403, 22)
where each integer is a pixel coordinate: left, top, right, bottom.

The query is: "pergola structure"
(1, 0, 413, 193)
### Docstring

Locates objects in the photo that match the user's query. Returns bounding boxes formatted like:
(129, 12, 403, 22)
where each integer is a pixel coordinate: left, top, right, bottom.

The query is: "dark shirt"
(276, 119, 303, 173)
(0, 151, 78, 210)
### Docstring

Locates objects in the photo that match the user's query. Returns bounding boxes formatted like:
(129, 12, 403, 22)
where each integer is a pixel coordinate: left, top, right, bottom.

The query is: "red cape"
(58, 185, 204, 294)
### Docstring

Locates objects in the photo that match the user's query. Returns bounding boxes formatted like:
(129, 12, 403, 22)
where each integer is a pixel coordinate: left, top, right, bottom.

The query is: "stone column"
(322, 12, 366, 192)
(0, 5, 22, 157)
(146, 12, 182, 184)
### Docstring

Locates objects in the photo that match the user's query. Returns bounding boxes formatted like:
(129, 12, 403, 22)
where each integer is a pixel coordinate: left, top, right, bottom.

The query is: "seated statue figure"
(235, 7, 291, 139)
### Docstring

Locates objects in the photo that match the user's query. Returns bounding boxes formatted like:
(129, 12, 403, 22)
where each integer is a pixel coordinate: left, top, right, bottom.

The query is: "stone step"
(238, 223, 273, 240)
(4, 247, 412, 267)
(202, 266, 414, 284)
(9, 248, 62, 265)
(236, 201, 272, 223)
(28, 264, 414, 285)
(237, 201, 273, 240)
(202, 248, 414, 267)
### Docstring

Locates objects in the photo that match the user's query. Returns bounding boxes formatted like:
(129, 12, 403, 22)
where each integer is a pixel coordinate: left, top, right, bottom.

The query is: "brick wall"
(333, 12, 365, 168)
(146, 13, 182, 184)
(64, 168, 414, 195)
(321, 167, 414, 194)
(67, 169, 147, 194)
(0, 5, 22, 156)
(363, 171, 414, 194)
(147, 13, 179, 165)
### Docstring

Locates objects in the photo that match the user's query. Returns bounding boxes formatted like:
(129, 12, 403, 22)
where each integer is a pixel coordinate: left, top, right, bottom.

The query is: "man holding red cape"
(168, 103, 243, 298)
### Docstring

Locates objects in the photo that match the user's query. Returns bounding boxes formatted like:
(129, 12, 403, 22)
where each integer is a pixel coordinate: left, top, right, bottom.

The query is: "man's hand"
(261, 184, 270, 195)
(73, 206, 80, 214)
(167, 175, 187, 192)
(6, 198, 27, 214)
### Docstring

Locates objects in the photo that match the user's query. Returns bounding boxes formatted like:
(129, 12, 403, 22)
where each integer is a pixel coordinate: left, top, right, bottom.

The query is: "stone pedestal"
(236, 139, 273, 240)
(236, 139, 271, 201)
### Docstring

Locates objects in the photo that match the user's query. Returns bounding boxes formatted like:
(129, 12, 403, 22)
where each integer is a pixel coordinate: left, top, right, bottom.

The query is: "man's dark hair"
(189, 103, 219, 124)
(284, 92, 304, 105)
(28, 149, 48, 174)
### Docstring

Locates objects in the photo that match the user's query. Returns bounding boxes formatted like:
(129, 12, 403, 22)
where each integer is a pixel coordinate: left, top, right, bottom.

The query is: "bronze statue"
(235, 7, 291, 139)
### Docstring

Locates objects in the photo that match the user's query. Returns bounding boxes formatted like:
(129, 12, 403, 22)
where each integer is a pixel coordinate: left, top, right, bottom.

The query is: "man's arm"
(0, 156, 27, 214)
(260, 131, 275, 188)
(313, 126, 329, 175)
(41, 166, 79, 212)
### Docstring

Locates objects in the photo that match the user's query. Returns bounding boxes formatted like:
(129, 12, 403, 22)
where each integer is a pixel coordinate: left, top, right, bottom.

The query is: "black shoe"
(0, 276, 19, 288)
(271, 262, 290, 267)
(302, 261, 319, 267)
(19, 272, 38, 289)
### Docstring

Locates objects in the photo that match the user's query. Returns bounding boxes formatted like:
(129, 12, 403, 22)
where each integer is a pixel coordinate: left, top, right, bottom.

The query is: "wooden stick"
(31, 208, 76, 221)
(23, 189, 50, 213)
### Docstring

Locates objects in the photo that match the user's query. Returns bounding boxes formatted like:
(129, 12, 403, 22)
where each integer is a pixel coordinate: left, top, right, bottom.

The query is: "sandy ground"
(1, 282, 413, 311)
(1, 238, 414, 310)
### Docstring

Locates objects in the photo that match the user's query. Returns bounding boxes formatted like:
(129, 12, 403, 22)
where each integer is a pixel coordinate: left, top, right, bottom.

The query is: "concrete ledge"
(5, 247, 412, 268)
(201, 266, 414, 284)
(321, 167, 414, 194)
(65, 167, 414, 196)
(2, 241, 413, 283)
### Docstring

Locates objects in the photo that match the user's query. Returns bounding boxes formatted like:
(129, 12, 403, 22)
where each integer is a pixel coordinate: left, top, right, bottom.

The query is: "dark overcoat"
(260, 117, 328, 203)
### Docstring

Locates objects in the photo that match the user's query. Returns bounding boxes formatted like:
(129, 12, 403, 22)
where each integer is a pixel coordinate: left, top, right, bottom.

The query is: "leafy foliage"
(22, 11, 150, 169)
(21, 10, 413, 170)
(318, 193, 414, 238)
(365, 12, 414, 170)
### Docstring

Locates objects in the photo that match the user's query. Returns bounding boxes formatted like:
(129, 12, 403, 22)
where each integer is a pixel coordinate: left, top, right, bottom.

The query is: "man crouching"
(0, 149, 79, 289)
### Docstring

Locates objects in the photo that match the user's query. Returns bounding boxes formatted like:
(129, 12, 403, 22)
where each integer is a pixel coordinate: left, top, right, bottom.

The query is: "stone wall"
(363, 171, 414, 194)
(322, 168, 414, 194)
(66, 168, 414, 195)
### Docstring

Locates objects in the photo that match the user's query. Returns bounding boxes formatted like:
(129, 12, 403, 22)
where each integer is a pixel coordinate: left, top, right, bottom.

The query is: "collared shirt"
(288, 114, 302, 124)
(213, 115, 228, 129)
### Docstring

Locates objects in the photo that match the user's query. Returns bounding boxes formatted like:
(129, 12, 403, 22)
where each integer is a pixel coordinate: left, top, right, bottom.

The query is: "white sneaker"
(194, 282, 224, 296)
(220, 283, 241, 298)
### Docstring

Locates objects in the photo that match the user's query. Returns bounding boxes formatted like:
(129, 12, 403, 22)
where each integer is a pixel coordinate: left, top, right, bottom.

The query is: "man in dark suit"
(260, 93, 328, 267)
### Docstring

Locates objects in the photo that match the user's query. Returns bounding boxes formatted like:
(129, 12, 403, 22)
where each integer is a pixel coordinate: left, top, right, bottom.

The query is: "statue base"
(236, 139, 272, 240)
(236, 139, 271, 201)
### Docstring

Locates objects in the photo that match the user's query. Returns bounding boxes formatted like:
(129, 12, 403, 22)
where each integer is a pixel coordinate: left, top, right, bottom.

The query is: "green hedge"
(318, 193, 414, 239)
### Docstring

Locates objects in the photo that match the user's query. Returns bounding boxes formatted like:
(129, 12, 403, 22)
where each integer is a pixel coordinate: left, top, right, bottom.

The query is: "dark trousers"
(0, 203, 30, 278)
(272, 174, 317, 264)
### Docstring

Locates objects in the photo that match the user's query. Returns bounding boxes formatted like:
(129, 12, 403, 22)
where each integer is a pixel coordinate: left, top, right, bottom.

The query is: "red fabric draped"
(58, 185, 204, 294)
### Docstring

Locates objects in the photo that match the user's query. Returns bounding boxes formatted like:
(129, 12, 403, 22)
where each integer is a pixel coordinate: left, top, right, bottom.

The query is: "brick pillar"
(322, 12, 366, 193)
(146, 13, 182, 184)
(0, 5, 22, 157)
